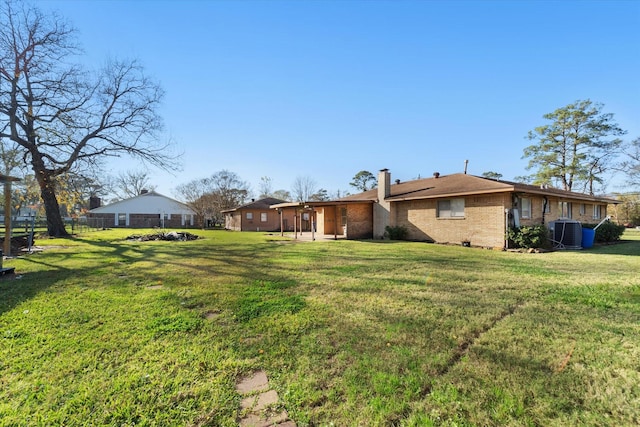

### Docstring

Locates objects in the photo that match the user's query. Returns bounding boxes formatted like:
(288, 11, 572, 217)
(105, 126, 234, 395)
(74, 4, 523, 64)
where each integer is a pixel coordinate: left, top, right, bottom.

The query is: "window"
(117, 213, 126, 226)
(520, 198, 531, 219)
(593, 205, 602, 220)
(260, 212, 268, 222)
(579, 204, 586, 215)
(558, 201, 572, 219)
(437, 198, 465, 218)
(246, 212, 253, 220)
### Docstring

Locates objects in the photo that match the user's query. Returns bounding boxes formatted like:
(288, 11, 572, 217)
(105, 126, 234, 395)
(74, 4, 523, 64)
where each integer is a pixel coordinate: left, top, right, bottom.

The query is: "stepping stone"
(236, 370, 269, 395)
(254, 390, 279, 411)
(239, 411, 289, 427)
(236, 370, 296, 427)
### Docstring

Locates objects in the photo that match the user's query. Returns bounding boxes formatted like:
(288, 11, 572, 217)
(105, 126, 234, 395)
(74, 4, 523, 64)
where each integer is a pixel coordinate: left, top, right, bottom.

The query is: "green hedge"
(582, 222, 625, 243)
(507, 225, 549, 249)
(384, 225, 408, 240)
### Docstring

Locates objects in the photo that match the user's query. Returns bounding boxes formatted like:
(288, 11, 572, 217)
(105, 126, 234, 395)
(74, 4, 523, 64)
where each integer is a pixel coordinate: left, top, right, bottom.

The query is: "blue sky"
(39, 0, 639, 198)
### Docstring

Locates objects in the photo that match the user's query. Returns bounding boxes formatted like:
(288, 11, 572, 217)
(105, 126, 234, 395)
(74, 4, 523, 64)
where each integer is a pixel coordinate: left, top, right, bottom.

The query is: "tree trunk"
(31, 157, 69, 237)
(40, 181, 69, 237)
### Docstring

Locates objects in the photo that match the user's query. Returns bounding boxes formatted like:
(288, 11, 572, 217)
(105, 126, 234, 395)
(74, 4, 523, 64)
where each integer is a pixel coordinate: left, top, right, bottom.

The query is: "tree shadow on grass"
(0, 234, 303, 318)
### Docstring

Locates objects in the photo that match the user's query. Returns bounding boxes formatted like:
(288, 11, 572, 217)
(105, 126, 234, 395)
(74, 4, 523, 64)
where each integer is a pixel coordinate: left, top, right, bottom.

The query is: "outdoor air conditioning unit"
(549, 220, 582, 249)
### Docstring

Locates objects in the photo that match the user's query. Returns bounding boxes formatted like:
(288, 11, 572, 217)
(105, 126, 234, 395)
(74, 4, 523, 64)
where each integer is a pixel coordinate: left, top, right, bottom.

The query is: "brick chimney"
(378, 168, 390, 201)
(89, 196, 101, 210)
(374, 169, 392, 238)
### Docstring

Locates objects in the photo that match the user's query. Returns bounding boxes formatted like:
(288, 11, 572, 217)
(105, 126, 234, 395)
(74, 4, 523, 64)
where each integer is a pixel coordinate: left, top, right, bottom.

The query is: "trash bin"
(581, 227, 595, 249)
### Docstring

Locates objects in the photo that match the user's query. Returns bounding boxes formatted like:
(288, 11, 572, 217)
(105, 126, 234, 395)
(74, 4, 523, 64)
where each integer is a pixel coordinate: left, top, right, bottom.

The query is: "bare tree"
(209, 170, 249, 223)
(112, 170, 156, 199)
(291, 175, 317, 202)
(174, 170, 249, 228)
(174, 177, 214, 228)
(0, 1, 177, 236)
(258, 176, 273, 198)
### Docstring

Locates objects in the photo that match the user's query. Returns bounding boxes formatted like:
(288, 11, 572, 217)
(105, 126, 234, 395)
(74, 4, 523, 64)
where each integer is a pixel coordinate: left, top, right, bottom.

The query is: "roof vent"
(395, 179, 400, 184)
(433, 172, 440, 178)
(140, 189, 148, 194)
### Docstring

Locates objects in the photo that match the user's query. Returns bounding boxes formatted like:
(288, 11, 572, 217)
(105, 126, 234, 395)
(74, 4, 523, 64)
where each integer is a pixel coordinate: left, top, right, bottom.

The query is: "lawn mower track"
(422, 299, 526, 396)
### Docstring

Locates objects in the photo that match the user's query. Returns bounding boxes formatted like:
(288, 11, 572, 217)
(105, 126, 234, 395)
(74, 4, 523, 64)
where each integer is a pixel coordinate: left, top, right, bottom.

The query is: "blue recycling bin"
(581, 227, 595, 249)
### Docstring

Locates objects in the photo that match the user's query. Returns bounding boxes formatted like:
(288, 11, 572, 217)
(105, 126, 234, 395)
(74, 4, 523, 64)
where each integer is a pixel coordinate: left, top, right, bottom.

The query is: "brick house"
(87, 190, 196, 228)
(223, 197, 295, 232)
(284, 169, 618, 248)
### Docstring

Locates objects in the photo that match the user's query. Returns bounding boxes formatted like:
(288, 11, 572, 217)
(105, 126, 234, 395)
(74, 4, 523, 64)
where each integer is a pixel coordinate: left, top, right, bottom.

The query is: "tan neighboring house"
(223, 197, 295, 232)
(87, 190, 196, 228)
(275, 169, 618, 248)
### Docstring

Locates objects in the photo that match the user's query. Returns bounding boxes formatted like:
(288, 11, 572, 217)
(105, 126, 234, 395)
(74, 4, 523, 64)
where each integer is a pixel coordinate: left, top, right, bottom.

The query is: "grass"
(1, 228, 639, 426)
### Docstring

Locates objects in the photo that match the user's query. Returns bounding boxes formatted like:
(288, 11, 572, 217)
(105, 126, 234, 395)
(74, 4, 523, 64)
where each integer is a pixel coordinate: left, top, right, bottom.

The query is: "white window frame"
(558, 201, 572, 219)
(260, 212, 268, 222)
(593, 204, 602, 220)
(520, 197, 531, 219)
(579, 204, 586, 215)
(437, 198, 465, 218)
(246, 212, 253, 220)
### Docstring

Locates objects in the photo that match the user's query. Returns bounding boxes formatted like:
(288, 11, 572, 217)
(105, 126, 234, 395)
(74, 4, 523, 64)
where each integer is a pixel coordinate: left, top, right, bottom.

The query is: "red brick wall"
(346, 203, 373, 239)
(226, 209, 296, 232)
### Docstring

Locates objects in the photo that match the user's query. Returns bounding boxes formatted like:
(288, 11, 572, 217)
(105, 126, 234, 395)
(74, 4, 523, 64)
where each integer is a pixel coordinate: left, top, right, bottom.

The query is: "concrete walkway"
(236, 371, 296, 427)
(280, 232, 345, 242)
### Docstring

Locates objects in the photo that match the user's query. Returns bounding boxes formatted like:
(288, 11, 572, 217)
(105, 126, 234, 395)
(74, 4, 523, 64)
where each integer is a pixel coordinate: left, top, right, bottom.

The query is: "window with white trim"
(558, 201, 572, 219)
(520, 198, 531, 219)
(593, 204, 602, 220)
(579, 204, 586, 215)
(437, 198, 465, 218)
(260, 212, 268, 222)
(246, 212, 253, 220)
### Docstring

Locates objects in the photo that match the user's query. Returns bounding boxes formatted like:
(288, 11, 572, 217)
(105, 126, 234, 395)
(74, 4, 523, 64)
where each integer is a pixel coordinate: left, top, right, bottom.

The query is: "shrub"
(582, 222, 625, 243)
(507, 225, 549, 249)
(384, 225, 408, 240)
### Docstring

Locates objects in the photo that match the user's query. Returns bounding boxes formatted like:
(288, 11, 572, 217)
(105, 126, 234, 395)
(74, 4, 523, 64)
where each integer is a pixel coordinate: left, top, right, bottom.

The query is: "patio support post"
(334, 205, 338, 240)
(3, 181, 11, 256)
(311, 208, 315, 241)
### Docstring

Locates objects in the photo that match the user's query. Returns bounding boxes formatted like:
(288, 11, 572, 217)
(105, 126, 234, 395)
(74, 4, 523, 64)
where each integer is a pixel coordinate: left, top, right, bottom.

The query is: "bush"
(384, 225, 408, 240)
(507, 225, 549, 249)
(582, 222, 625, 243)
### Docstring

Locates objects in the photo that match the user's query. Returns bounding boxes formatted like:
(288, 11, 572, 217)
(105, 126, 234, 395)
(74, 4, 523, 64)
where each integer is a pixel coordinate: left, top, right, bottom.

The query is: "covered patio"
(270, 201, 342, 241)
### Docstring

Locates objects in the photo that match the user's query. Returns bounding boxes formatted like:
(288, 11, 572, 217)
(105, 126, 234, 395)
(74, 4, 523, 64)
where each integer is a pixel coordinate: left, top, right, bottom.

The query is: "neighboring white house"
(87, 190, 196, 228)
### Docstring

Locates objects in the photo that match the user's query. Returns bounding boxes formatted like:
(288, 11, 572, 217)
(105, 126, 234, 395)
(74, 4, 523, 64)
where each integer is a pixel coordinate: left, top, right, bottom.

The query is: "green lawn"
(1, 229, 639, 426)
